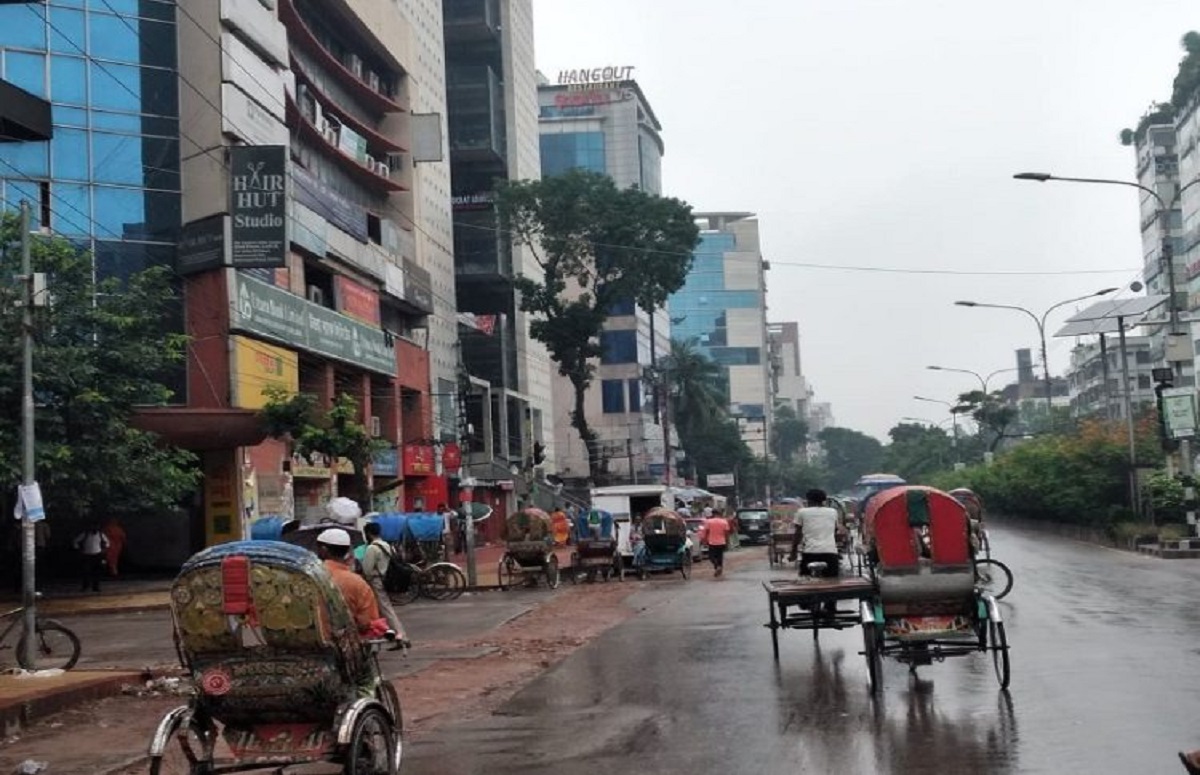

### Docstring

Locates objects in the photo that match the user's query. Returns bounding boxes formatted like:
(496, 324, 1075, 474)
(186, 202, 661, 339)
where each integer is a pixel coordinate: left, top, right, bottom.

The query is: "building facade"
(444, 0, 554, 516)
(1067, 336, 1156, 419)
(536, 73, 671, 484)
(670, 212, 772, 456)
(1180, 94, 1200, 373)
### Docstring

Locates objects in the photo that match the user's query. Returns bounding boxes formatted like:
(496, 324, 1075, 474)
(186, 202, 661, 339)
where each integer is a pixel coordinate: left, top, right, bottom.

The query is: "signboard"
(177, 214, 229, 275)
(451, 192, 495, 211)
(230, 335, 299, 409)
(440, 442, 462, 474)
(556, 65, 634, 87)
(372, 447, 399, 477)
(402, 259, 434, 313)
(706, 473, 735, 488)
(291, 162, 369, 243)
(1162, 387, 1198, 439)
(230, 272, 394, 375)
(334, 275, 381, 325)
(230, 145, 288, 268)
(403, 444, 435, 476)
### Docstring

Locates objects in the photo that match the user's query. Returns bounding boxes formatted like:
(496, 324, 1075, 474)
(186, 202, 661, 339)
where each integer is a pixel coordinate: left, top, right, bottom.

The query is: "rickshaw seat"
(877, 562, 975, 603)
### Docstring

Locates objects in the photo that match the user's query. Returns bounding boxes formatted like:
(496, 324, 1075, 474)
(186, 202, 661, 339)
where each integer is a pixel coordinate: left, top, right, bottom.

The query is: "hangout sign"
(229, 145, 288, 269)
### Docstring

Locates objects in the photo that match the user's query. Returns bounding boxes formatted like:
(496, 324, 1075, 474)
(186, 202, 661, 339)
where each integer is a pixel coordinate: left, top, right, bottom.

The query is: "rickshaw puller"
(788, 489, 845, 614)
(317, 528, 392, 640)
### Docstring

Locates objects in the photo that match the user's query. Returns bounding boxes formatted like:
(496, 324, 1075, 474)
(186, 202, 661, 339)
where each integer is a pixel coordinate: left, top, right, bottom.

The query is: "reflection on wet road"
(405, 526, 1200, 774)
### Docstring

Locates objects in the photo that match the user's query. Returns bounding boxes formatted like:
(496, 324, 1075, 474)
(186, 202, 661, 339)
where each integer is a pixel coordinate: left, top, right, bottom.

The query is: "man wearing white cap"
(316, 527, 380, 635)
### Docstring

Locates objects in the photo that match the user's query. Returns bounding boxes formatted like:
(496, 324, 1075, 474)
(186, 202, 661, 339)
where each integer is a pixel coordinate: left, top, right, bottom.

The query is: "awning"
(0, 79, 51, 142)
(130, 407, 268, 451)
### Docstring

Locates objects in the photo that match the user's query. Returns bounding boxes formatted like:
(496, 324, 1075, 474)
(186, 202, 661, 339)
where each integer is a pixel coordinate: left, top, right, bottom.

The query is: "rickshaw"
(569, 509, 623, 583)
(860, 486, 1011, 693)
(366, 513, 467, 604)
(634, 507, 693, 580)
(498, 507, 561, 590)
(149, 540, 402, 774)
(948, 488, 1013, 599)
(767, 503, 799, 568)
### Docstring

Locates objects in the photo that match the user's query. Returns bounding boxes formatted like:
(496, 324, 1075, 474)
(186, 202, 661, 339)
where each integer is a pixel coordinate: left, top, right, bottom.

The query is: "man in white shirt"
(73, 523, 110, 593)
(788, 488, 844, 579)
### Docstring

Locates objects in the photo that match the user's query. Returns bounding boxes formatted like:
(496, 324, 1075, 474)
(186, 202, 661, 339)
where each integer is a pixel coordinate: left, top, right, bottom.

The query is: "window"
(710, 347, 762, 366)
(600, 330, 637, 364)
(627, 379, 642, 412)
(50, 55, 87, 105)
(601, 380, 625, 414)
(540, 131, 605, 177)
(607, 297, 635, 316)
(6, 51, 47, 97)
(51, 128, 89, 181)
(48, 7, 85, 55)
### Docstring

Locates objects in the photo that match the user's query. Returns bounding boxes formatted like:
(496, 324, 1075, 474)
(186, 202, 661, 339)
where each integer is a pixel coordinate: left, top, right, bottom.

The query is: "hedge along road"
(402, 525, 1200, 775)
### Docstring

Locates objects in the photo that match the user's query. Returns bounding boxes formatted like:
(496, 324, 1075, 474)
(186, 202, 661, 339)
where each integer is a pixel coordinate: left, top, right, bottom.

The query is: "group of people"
(5, 518, 128, 594)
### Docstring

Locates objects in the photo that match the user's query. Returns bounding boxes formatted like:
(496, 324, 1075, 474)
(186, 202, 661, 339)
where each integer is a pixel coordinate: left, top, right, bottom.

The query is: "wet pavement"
(403, 525, 1200, 774)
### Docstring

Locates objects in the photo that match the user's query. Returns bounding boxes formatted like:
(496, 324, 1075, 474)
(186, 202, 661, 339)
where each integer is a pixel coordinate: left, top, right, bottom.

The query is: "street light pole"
(927, 365, 1021, 395)
(913, 395, 960, 463)
(955, 288, 1118, 422)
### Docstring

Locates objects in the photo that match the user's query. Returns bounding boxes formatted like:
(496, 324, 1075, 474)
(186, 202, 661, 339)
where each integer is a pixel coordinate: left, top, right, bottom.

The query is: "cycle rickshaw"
(569, 509, 623, 583)
(860, 485, 1011, 693)
(498, 507, 561, 590)
(148, 540, 402, 774)
(634, 507, 693, 580)
(948, 487, 1013, 599)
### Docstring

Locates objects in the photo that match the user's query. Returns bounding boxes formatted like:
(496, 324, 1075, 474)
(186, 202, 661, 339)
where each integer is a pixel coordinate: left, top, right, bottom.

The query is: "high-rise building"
(444, 0, 555, 508)
(767, 322, 812, 417)
(1067, 336, 1156, 419)
(670, 212, 772, 456)
(1179, 95, 1200, 369)
(536, 71, 671, 484)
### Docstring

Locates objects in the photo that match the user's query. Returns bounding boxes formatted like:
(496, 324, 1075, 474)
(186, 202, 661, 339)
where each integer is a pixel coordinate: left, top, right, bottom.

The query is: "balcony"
(287, 94, 407, 193)
(279, 0, 406, 117)
(447, 64, 505, 164)
(294, 66, 406, 155)
(444, 0, 502, 43)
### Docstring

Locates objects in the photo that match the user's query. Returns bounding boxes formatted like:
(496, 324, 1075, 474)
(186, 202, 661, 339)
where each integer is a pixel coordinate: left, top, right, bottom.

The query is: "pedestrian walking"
(698, 507, 731, 577)
(360, 522, 407, 649)
(102, 517, 126, 577)
(728, 509, 740, 550)
(73, 523, 109, 592)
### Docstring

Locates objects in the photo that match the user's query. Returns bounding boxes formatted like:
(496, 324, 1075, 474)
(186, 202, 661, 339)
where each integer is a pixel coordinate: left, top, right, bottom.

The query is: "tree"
(817, 427, 885, 492)
(882, 422, 955, 482)
(0, 213, 199, 522)
(770, 404, 809, 462)
(496, 170, 700, 482)
(957, 390, 1017, 451)
(261, 390, 386, 509)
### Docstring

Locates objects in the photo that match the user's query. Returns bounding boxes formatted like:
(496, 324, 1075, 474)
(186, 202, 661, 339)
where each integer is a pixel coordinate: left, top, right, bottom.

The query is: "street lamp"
(954, 288, 1118, 416)
(913, 395, 962, 459)
(926, 365, 1021, 394)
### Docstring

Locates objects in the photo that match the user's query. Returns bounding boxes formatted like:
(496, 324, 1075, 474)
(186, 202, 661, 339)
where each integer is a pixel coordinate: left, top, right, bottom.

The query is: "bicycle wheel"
(148, 708, 214, 775)
(989, 619, 1011, 690)
(343, 706, 398, 775)
(975, 558, 1014, 600)
(18, 619, 81, 671)
(392, 565, 421, 606)
(421, 564, 466, 601)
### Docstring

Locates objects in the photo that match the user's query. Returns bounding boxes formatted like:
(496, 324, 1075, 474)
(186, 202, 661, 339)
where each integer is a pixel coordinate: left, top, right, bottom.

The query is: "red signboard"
(334, 275, 381, 325)
(440, 443, 462, 473)
(402, 444, 435, 476)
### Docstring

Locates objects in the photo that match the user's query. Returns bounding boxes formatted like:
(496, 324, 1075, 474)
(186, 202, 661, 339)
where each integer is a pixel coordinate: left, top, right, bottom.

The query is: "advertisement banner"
(230, 145, 288, 268)
(334, 275, 381, 325)
(292, 162, 369, 243)
(177, 214, 229, 275)
(440, 442, 462, 474)
(402, 259, 434, 313)
(706, 473, 736, 488)
(372, 447, 399, 477)
(230, 335, 299, 409)
(402, 444, 435, 476)
(230, 272, 394, 375)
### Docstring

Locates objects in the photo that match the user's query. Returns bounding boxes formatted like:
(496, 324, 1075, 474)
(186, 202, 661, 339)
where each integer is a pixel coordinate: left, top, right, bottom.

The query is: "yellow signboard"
(231, 335, 299, 409)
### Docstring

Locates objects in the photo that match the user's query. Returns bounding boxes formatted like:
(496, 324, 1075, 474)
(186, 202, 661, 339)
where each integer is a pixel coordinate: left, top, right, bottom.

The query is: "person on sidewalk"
(315, 528, 386, 639)
(102, 518, 125, 578)
(73, 523, 109, 592)
(361, 522, 407, 649)
(698, 507, 731, 577)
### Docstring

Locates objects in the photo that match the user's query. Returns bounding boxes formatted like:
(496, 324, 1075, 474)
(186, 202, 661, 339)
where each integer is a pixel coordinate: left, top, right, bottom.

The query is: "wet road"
(404, 525, 1200, 774)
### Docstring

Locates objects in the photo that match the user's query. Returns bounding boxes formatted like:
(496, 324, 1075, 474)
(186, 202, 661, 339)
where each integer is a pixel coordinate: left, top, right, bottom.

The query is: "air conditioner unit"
(366, 71, 381, 91)
(306, 285, 325, 306)
(376, 162, 390, 178)
(348, 54, 364, 79)
(370, 416, 382, 437)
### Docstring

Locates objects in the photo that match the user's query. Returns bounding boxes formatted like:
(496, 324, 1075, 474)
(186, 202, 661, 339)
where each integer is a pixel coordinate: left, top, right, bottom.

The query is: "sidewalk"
(0, 670, 146, 737)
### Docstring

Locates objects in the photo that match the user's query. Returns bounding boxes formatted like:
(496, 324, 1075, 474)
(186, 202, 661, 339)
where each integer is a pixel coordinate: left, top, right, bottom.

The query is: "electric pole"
(19, 200, 36, 668)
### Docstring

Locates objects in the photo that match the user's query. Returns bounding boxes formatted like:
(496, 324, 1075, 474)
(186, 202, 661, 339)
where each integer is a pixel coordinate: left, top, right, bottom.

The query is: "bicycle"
(974, 528, 1014, 600)
(389, 559, 467, 605)
(0, 597, 81, 671)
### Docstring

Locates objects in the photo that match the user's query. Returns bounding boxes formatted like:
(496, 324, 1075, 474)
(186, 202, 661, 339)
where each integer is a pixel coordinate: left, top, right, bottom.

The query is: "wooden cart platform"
(763, 576, 876, 658)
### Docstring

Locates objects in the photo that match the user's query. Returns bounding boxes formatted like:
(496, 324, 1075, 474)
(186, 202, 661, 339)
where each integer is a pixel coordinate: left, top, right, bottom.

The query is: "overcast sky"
(533, 1, 1198, 440)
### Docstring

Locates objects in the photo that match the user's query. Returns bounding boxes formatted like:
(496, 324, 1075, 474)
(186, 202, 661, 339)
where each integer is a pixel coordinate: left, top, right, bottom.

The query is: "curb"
(40, 602, 171, 618)
(0, 671, 150, 738)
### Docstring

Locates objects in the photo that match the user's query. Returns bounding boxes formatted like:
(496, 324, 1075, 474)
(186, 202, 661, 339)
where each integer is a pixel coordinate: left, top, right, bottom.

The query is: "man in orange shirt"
(316, 528, 382, 636)
(698, 507, 731, 577)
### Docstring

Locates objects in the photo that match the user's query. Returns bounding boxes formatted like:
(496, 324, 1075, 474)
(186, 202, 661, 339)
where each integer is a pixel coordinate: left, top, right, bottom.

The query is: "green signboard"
(230, 272, 394, 375)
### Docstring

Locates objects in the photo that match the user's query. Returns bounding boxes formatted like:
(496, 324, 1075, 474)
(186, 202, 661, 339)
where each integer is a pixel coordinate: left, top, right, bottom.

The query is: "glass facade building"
(0, 0, 180, 280)
(539, 130, 605, 176)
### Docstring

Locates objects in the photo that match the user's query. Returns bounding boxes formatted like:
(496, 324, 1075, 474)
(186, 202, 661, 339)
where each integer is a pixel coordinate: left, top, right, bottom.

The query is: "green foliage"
(1172, 31, 1200, 110)
(1144, 470, 1186, 524)
(882, 422, 960, 482)
(0, 213, 199, 520)
(770, 404, 808, 463)
(1118, 102, 1177, 146)
(957, 390, 1017, 451)
(817, 427, 885, 492)
(261, 389, 386, 508)
(496, 170, 700, 481)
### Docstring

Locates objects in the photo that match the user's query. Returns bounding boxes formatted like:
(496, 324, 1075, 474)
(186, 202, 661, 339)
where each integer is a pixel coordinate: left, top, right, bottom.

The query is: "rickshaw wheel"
(376, 682, 404, 771)
(422, 563, 466, 601)
(680, 552, 692, 580)
(989, 620, 1011, 689)
(568, 552, 580, 584)
(863, 624, 884, 695)
(148, 710, 214, 775)
(975, 559, 1014, 600)
(499, 555, 521, 590)
(545, 554, 561, 589)
(344, 706, 398, 775)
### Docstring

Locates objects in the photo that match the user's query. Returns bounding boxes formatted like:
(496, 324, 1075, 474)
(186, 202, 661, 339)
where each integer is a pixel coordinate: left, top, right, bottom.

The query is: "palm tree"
(658, 338, 726, 435)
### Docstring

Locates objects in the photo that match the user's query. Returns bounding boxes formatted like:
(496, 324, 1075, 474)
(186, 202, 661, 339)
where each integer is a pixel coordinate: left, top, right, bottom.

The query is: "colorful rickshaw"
(860, 486, 1011, 693)
(498, 507, 561, 590)
(634, 507, 693, 580)
(569, 509, 623, 583)
(149, 540, 402, 774)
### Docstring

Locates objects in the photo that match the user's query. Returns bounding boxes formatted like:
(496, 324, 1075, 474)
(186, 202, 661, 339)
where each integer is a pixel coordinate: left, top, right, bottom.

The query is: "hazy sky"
(533, 1, 1198, 440)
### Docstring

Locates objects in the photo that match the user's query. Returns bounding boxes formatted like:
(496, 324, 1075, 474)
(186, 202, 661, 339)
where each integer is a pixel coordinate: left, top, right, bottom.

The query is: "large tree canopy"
(0, 213, 198, 521)
(496, 170, 700, 481)
(818, 426, 885, 492)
